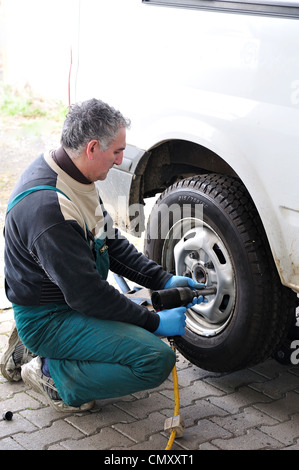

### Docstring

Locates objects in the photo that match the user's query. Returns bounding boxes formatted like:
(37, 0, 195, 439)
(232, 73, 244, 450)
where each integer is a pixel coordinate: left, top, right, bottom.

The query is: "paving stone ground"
(1, 304, 299, 451)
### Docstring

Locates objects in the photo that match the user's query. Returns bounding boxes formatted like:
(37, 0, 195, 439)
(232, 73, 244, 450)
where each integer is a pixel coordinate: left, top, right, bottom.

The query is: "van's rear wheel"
(144, 174, 297, 372)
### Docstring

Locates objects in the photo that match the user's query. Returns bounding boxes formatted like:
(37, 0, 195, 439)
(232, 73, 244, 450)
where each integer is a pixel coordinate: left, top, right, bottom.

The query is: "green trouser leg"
(13, 303, 176, 407)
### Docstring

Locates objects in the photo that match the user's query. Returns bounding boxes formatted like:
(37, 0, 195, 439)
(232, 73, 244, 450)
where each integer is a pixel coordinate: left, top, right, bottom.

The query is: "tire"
(144, 174, 297, 372)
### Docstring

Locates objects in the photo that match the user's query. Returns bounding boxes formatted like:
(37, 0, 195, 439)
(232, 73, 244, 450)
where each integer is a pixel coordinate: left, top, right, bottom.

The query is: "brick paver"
(1, 305, 299, 451)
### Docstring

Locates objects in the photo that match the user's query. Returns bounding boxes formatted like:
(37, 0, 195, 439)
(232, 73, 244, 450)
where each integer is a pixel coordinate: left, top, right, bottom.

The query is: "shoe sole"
(21, 360, 95, 413)
(0, 323, 21, 381)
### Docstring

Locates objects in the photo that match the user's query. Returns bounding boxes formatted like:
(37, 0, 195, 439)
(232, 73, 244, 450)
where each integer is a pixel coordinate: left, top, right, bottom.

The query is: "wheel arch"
(134, 139, 238, 200)
(130, 137, 295, 291)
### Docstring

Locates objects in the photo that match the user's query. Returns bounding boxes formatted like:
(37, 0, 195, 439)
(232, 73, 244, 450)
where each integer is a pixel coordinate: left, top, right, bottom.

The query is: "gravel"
(0, 115, 61, 301)
(0, 114, 146, 306)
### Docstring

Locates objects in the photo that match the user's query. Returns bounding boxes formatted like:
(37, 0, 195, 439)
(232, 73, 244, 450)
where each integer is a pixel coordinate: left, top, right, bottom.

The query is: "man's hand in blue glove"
(154, 306, 187, 337)
(186, 296, 206, 308)
(153, 295, 207, 337)
(164, 275, 205, 290)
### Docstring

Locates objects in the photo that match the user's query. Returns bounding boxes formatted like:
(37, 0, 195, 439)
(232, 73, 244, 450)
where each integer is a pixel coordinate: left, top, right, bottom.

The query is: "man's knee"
(147, 343, 176, 389)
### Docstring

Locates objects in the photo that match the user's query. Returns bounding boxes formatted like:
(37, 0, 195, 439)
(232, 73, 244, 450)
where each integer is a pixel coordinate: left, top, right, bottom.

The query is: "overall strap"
(5, 184, 109, 278)
(6, 184, 92, 241)
(6, 185, 70, 214)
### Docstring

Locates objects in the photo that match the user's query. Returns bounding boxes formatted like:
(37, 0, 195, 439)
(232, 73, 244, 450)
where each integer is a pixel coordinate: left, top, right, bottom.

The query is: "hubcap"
(162, 218, 236, 337)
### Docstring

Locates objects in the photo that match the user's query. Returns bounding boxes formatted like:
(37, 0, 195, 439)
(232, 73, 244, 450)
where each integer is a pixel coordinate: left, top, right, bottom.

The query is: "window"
(142, 0, 299, 18)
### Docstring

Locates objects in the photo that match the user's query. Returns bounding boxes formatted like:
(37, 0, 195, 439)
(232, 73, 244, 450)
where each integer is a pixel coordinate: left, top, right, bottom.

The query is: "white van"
(71, 0, 299, 372)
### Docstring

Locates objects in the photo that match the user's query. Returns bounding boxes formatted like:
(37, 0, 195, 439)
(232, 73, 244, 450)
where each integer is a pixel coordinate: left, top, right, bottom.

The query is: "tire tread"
(145, 174, 297, 371)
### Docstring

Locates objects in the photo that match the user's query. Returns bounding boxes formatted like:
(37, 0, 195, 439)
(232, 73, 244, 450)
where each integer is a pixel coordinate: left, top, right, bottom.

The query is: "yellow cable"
(165, 341, 180, 450)
(171, 361, 180, 416)
(165, 429, 177, 450)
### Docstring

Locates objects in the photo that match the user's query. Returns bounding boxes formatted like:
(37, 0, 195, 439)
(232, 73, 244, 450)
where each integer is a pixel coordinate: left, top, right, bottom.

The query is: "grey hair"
(60, 98, 130, 156)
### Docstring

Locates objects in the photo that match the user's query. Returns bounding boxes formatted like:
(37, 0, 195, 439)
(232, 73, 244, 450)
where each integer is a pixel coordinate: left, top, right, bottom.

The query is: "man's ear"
(86, 140, 98, 160)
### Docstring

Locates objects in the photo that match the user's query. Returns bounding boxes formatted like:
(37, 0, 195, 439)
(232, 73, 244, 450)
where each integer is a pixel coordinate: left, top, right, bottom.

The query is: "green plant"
(0, 84, 68, 122)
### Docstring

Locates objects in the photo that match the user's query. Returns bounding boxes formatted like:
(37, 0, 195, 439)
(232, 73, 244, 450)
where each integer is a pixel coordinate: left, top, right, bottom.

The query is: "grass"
(0, 83, 68, 130)
(0, 84, 68, 233)
(0, 84, 47, 118)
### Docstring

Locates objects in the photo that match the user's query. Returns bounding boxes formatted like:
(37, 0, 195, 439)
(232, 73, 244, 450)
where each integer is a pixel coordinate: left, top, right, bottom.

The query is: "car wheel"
(144, 174, 297, 372)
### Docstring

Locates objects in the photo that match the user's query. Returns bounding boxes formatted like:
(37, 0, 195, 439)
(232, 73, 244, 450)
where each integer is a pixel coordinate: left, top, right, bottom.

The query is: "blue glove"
(164, 275, 205, 290)
(154, 306, 187, 337)
(186, 296, 207, 308)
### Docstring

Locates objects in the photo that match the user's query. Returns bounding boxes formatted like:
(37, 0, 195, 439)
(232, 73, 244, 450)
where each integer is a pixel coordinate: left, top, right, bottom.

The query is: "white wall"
(1, 0, 79, 103)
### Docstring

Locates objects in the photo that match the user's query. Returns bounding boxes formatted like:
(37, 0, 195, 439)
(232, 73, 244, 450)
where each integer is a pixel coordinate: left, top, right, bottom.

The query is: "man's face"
(87, 127, 126, 181)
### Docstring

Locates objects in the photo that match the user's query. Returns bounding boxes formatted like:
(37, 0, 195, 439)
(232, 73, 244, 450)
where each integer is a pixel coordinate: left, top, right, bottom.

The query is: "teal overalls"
(6, 186, 175, 406)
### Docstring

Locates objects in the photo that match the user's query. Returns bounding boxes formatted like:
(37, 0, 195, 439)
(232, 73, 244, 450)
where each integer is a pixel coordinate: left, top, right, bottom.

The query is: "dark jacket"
(4, 152, 171, 332)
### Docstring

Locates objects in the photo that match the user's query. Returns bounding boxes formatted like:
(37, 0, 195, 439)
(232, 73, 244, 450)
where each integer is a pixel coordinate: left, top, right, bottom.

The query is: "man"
(1, 99, 204, 412)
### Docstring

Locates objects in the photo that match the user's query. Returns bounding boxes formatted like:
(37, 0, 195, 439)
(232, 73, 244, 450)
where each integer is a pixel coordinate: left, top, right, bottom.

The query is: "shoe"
(21, 356, 95, 413)
(0, 322, 35, 382)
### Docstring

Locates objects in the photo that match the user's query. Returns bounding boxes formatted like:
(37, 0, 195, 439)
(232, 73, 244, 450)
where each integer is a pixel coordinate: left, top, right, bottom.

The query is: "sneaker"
(0, 322, 35, 382)
(21, 356, 95, 413)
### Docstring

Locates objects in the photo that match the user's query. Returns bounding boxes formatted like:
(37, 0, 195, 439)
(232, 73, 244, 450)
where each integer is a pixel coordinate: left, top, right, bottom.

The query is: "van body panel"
(72, 0, 299, 291)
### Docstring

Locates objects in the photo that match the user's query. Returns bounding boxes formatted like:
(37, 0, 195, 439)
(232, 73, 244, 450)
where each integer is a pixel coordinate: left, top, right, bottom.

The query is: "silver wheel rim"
(162, 218, 236, 337)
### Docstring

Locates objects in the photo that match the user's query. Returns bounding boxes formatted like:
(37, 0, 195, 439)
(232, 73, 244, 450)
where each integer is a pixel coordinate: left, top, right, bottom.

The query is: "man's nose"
(114, 152, 123, 166)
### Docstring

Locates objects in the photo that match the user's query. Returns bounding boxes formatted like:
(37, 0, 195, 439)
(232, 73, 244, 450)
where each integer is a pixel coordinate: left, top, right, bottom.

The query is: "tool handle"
(151, 286, 216, 310)
(194, 287, 217, 297)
